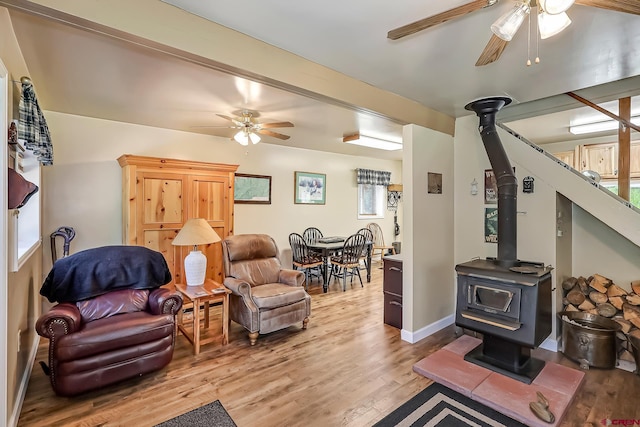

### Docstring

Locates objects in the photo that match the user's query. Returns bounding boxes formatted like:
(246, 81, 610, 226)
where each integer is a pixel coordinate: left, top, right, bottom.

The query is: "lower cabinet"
(383, 256, 403, 329)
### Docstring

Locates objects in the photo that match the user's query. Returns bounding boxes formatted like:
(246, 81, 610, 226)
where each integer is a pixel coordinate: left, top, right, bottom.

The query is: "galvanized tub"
(559, 311, 621, 369)
(629, 334, 640, 375)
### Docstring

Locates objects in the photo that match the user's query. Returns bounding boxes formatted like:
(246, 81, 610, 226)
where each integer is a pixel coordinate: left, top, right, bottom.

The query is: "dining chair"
(367, 222, 396, 263)
(289, 232, 325, 289)
(328, 233, 367, 291)
(356, 227, 374, 271)
(303, 227, 323, 244)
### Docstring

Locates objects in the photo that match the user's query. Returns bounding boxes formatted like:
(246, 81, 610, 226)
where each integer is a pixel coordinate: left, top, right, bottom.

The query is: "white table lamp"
(172, 218, 221, 286)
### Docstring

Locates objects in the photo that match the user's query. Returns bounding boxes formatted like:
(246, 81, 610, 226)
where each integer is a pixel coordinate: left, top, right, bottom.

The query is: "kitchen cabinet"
(552, 150, 576, 169)
(580, 143, 618, 178)
(118, 155, 238, 286)
(383, 255, 402, 329)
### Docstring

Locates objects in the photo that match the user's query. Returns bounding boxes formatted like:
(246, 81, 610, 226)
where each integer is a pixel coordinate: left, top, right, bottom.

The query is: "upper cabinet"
(631, 143, 640, 178)
(552, 150, 576, 169)
(118, 155, 238, 286)
(580, 143, 618, 179)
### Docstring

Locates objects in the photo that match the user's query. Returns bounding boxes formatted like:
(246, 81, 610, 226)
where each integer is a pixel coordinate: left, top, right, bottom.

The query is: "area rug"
(154, 400, 236, 427)
(374, 383, 527, 427)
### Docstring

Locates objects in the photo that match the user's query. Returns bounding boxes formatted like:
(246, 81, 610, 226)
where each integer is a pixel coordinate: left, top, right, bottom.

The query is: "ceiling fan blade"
(475, 34, 509, 66)
(257, 129, 291, 140)
(259, 121, 294, 129)
(574, 0, 640, 15)
(388, 0, 498, 40)
(216, 114, 244, 126)
(191, 125, 238, 129)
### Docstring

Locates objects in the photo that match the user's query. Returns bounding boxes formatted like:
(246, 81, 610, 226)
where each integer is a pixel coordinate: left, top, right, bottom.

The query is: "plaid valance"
(356, 168, 391, 186)
(18, 81, 53, 166)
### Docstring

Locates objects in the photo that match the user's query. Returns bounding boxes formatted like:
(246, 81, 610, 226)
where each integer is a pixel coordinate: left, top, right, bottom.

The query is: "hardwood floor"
(17, 266, 640, 427)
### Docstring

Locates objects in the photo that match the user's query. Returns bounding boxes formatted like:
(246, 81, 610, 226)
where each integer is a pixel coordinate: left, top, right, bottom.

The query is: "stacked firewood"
(562, 274, 640, 364)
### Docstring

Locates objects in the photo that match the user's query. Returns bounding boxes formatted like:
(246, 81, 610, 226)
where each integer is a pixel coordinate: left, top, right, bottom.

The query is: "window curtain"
(356, 168, 391, 186)
(18, 80, 53, 165)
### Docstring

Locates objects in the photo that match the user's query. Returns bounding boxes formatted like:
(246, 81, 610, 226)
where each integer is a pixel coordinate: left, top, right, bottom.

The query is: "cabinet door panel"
(143, 228, 180, 282)
(190, 178, 227, 224)
(581, 143, 617, 178)
(141, 174, 185, 224)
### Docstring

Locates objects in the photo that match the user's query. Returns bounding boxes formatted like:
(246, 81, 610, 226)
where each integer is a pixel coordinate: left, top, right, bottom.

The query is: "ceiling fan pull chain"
(535, 9, 541, 64)
(527, 12, 532, 66)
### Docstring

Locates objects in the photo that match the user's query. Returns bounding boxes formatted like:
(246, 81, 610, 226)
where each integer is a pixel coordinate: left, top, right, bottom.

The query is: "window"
(358, 184, 385, 219)
(600, 181, 640, 209)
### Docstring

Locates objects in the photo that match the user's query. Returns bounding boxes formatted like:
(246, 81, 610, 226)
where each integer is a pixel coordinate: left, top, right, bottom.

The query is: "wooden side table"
(175, 279, 230, 355)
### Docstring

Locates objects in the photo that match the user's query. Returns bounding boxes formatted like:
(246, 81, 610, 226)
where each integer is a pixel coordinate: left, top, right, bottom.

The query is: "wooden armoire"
(118, 155, 238, 286)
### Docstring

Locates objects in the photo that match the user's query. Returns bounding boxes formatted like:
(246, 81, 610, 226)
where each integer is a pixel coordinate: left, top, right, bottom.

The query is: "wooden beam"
(566, 92, 640, 133)
(618, 97, 631, 201)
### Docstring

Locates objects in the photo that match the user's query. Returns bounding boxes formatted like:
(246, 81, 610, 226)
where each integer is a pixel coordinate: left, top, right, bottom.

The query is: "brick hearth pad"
(413, 335, 585, 427)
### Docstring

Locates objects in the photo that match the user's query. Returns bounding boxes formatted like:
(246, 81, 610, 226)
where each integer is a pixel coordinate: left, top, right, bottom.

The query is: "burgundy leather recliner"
(36, 246, 183, 397)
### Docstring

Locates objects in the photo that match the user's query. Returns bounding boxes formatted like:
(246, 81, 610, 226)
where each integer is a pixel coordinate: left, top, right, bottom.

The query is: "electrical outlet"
(17, 329, 21, 352)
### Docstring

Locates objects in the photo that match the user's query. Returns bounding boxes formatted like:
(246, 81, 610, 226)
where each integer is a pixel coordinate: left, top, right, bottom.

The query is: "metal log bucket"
(629, 334, 640, 375)
(559, 311, 621, 369)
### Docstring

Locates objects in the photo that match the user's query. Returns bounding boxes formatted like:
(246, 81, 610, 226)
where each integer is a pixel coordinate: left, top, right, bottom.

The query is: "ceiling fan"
(199, 110, 294, 146)
(388, 0, 640, 67)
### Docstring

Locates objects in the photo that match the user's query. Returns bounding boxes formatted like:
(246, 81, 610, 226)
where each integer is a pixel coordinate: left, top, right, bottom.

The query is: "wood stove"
(455, 97, 553, 384)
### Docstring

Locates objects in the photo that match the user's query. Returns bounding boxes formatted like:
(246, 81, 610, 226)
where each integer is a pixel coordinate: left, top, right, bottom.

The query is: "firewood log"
(577, 277, 589, 295)
(578, 299, 596, 311)
(626, 294, 640, 306)
(566, 290, 586, 306)
(631, 318, 640, 329)
(619, 349, 636, 362)
(587, 308, 599, 315)
(607, 284, 628, 298)
(609, 296, 625, 311)
(623, 302, 640, 320)
(614, 317, 632, 334)
(596, 303, 617, 318)
(589, 291, 608, 305)
(629, 329, 640, 339)
(562, 277, 578, 291)
(565, 304, 579, 312)
(589, 274, 610, 294)
(631, 280, 640, 295)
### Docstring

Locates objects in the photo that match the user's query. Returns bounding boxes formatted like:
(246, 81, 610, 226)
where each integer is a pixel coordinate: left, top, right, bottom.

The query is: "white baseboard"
(401, 314, 455, 344)
(9, 336, 39, 427)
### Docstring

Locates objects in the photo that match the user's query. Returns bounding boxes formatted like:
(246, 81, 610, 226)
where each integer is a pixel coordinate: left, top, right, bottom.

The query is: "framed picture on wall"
(294, 171, 326, 204)
(234, 173, 272, 204)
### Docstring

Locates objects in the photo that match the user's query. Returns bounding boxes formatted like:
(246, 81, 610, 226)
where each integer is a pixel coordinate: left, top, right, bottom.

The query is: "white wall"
(41, 111, 402, 273)
(402, 124, 454, 340)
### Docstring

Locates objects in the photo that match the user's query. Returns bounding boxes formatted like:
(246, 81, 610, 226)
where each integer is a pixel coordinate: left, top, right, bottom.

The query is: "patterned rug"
(374, 383, 528, 427)
(154, 400, 236, 427)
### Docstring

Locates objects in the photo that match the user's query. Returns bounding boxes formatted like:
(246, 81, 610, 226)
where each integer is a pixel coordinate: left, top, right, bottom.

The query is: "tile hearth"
(413, 335, 585, 427)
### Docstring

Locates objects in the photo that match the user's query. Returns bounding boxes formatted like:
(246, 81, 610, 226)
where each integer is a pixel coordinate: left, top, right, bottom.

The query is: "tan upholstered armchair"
(222, 234, 310, 345)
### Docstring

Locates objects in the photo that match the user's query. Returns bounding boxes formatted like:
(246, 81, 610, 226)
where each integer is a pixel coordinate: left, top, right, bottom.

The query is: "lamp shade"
(538, 11, 571, 39)
(538, 0, 575, 15)
(172, 218, 221, 247)
(172, 218, 221, 286)
(234, 130, 250, 146)
(490, 1, 531, 41)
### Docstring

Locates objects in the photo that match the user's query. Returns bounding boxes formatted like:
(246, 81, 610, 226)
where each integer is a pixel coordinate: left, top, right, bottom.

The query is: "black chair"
(289, 233, 324, 289)
(303, 227, 324, 258)
(356, 227, 373, 271)
(329, 233, 367, 292)
(303, 227, 323, 244)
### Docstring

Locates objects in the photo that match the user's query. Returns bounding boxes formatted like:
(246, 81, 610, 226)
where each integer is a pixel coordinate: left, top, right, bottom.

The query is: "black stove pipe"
(465, 97, 518, 267)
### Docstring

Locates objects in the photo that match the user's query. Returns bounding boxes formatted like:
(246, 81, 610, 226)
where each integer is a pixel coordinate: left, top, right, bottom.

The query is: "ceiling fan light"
(490, 1, 531, 41)
(539, 0, 575, 15)
(538, 11, 571, 39)
(249, 132, 261, 144)
(233, 130, 249, 146)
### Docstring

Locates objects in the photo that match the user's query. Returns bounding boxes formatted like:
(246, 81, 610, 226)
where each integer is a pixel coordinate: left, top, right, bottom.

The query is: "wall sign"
(523, 176, 534, 194)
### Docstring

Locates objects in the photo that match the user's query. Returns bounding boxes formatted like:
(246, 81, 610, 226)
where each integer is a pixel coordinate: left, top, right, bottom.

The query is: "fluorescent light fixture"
(569, 116, 640, 135)
(343, 133, 402, 151)
(491, 1, 531, 41)
(538, 11, 571, 39)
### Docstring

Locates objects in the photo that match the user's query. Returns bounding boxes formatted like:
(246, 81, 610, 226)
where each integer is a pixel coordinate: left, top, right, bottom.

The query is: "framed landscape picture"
(234, 173, 271, 204)
(294, 171, 326, 205)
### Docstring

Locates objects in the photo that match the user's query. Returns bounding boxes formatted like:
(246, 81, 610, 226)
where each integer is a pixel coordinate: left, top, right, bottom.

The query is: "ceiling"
(5, 0, 640, 160)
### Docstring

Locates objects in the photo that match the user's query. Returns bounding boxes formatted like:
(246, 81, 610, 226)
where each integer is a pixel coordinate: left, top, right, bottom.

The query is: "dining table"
(307, 237, 372, 293)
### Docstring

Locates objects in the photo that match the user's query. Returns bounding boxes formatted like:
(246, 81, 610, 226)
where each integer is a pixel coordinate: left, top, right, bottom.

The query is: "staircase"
(497, 123, 640, 248)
